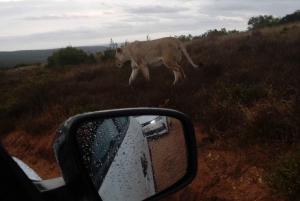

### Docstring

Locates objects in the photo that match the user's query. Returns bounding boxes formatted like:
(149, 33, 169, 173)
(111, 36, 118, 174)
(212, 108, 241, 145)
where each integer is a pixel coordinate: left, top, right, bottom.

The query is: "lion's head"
(115, 48, 126, 67)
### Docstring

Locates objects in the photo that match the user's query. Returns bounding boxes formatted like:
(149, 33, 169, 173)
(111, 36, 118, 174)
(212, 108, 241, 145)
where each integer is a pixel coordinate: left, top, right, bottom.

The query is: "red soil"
(1, 125, 283, 200)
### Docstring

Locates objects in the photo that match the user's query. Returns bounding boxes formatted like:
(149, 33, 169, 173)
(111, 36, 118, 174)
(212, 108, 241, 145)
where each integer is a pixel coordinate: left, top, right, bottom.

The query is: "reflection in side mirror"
(76, 116, 187, 201)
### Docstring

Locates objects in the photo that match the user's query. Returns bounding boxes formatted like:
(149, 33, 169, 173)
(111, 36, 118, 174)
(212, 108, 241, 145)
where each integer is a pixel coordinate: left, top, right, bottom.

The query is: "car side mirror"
(53, 108, 197, 201)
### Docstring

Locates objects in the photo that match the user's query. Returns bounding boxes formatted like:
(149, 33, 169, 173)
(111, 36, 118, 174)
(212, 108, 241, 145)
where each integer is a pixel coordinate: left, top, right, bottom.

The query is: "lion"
(115, 37, 202, 85)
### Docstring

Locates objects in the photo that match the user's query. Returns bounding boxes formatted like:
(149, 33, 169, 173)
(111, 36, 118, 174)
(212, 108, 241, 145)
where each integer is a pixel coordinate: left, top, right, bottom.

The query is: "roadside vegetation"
(1, 10, 300, 200)
(265, 152, 300, 201)
(46, 46, 96, 68)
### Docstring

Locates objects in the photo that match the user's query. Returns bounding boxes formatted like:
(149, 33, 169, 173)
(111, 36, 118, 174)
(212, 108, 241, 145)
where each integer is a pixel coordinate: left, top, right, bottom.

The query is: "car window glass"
(76, 117, 129, 189)
(112, 117, 129, 133)
(92, 119, 119, 165)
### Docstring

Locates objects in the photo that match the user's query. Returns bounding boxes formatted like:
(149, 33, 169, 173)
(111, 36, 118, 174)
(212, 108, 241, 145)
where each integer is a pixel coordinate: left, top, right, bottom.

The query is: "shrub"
(88, 53, 96, 64)
(174, 29, 240, 41)
(247, 10, 300, 31)
(101, 38, 119, 61)
(100, 39, 130, 61)
(248, 15, 280, 30)
(280, 10, 300, 24)
(202, 63, 223, 77)
(46, 46, 89, 68)
(174, 34, 194, 42)
(245, 101, 299, 144)
(200, 28, 231, 38)
(20, 116, 52, 136)
(265, 152, 300, 200)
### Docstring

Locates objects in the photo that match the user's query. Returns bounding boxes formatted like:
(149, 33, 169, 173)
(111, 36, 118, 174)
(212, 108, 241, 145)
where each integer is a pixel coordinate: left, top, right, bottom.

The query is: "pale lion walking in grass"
(115, 37, 202, 85)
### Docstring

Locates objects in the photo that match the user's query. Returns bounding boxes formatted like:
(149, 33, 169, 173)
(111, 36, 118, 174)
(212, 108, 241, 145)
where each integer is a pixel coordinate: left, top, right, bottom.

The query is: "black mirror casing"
(53, 108, 197, 201)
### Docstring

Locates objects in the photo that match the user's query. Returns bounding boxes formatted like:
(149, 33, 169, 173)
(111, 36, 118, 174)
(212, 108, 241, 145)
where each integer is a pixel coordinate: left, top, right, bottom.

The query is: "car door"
(98, 117, 156, 201)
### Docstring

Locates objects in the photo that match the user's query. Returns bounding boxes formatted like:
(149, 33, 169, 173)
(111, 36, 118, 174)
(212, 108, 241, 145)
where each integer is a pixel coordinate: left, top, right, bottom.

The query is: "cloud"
(216, 16, 244, 22)
(198, 0, 299, 17)
(1, 0, 299, 51)
(198, 2, 253, 18)
(0, 11, 247, 51)
(120, 16, 160, 23)
(124, 5, 189, 14)
(24, 14, 90, 20)
(104, 22, 134, 30)
(154, 13, 196, 20)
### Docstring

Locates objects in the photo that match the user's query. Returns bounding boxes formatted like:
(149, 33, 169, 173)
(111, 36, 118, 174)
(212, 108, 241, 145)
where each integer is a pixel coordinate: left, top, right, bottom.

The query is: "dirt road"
(148, 118, 187, 192)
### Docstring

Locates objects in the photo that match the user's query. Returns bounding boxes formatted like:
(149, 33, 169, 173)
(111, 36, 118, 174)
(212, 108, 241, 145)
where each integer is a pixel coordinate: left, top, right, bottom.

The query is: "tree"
(108, 38, 118, 50)
(100, 39, 130, 61)
(88, 53, 96, 64)
(280, 10, 300, 24)
(172, 29, 240, 42)
(247, 15, 280, 30)
(46, 46, 90, 68)
(227, 29, 240, 35)
(102, 38, 118, 61)
(146, 34, 151, 41)
(174, 34, 193, 42)
(200, 28, 228, 37)
(121, 40, 130, 47)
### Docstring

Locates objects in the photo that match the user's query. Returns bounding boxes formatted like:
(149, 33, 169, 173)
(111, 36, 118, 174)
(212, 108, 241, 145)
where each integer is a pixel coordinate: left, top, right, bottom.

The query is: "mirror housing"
(53, 108, 197, 201)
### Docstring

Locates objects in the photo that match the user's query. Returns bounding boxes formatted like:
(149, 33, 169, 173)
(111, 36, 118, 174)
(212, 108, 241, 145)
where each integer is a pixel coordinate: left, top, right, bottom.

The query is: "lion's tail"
(179, 43, 201, 69)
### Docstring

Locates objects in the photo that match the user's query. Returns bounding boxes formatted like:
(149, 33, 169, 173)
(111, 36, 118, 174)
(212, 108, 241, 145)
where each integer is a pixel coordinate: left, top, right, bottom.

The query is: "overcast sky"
(0, 0, 299, 51)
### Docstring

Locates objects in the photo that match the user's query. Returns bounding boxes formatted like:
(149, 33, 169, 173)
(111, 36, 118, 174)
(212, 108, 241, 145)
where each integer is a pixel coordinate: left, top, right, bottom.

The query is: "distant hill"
(0, 45, 107, 68)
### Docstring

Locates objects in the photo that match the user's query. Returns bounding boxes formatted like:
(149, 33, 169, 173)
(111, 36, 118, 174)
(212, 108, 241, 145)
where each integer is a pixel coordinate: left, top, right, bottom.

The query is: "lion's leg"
(178, 65, 186, 79)
(173, 71, 181, 84)
(129, 67, 140, 85)
(164, 60, 186, 84)
(139, 63, 150, 82)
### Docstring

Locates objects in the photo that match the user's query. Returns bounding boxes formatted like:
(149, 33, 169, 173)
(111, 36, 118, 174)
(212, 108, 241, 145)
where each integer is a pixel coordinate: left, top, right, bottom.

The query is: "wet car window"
(76, 117, 129, 189)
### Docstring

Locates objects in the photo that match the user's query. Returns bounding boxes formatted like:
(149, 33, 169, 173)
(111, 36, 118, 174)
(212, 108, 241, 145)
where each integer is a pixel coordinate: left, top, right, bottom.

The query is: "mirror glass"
(75, 115, 187, 201)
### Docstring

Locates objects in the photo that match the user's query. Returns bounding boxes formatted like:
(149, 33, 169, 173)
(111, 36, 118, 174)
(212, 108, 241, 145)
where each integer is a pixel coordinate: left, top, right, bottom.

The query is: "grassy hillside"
(0, 22, 300, 200)
(1, 23, 299, 143)
(0, 45, 107, 68)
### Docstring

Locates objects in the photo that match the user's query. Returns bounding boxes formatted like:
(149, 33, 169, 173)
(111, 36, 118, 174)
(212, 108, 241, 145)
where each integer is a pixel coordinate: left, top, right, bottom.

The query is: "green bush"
(248, 15, 280, 30)
(247, 10, 300, 31)
(174, 34, 194, 42)
(173, 29, 240, 41)
(200, 28, 238, 38)
(265, 152, 300, 200)
(46, 46, 89, 68)
(280, 10, 300, 24)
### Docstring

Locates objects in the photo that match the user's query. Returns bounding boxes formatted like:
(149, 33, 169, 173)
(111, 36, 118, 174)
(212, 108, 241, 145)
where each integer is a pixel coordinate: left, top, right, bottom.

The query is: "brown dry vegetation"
(1, 23, 300, 200)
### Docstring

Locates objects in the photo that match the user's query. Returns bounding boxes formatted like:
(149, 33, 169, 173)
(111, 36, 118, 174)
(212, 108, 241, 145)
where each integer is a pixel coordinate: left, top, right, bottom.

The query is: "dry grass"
(1, 23, 300, 144)
(0, 23, 300, 200)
